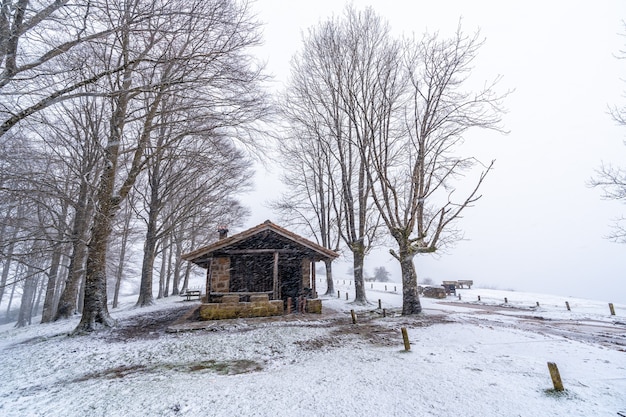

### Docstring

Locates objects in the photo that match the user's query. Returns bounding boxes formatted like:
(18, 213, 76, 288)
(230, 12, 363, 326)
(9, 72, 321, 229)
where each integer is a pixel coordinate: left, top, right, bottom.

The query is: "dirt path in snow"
(433, 301, 626, 351)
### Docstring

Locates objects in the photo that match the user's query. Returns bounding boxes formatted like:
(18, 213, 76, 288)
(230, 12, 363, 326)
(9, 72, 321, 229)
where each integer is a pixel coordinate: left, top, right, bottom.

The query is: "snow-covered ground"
(0, 283, 624, 417)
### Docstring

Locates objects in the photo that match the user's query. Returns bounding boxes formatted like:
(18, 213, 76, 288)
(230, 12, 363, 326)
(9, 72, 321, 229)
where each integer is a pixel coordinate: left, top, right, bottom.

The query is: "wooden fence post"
(337, 290, 340, 298)
(401, 327, 411, 351)
(345, 292, 348, 300)
(382, 308, 386, 318)
(351, 309, 357, 324)
(378, 299, 381, 309)
(478, 295, 481, 301)
(547, 362, 564, 391)
(565, 301, 571, 311)
(609, 303, 616, 316)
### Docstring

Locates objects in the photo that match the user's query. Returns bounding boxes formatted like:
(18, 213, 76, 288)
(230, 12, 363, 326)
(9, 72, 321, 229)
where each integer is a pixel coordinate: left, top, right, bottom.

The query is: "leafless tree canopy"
(280, 6, 508, 314)
(589, 25, 626, 244)
(0, 0, 270, 329)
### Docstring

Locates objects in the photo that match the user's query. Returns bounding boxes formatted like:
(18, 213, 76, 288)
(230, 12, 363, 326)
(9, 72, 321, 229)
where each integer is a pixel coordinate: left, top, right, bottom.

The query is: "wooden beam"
(222, 249, 299, 255)
(311, 260, 316, 297)
(273, 251, 279, 300)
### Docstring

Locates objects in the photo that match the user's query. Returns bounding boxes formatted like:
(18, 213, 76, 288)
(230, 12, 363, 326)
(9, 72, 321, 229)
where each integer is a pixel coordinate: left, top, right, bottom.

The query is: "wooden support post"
(504, 297, 508, 303)
(547, 362, 564, 391)
(378, 299, 381, 309)
(272, 252, 279, 300)
(478, 295, 481, 301)
(337, 290, 340, 298)
(609, 303, 616, 316)
(565, 301, 571, 311)
(401, 327, 411, 351)
(383, 308, 387, 318)
(350, 309, 356, 324)
(536, 301, 540, 307)
(345, 292, 348, 300)
(311, 260, 316, 298)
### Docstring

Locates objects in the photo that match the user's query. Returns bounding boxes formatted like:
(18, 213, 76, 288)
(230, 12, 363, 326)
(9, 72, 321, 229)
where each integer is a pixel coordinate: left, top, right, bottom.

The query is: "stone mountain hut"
(181, 220, 339, 319)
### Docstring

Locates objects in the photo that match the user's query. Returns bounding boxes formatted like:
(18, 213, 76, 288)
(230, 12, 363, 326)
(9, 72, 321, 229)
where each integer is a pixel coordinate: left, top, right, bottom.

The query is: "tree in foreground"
(282, 6, 388, 305)
(75, 0, 269, 333)
(366, 27, 508, 315)
(284, 6, 507, 314)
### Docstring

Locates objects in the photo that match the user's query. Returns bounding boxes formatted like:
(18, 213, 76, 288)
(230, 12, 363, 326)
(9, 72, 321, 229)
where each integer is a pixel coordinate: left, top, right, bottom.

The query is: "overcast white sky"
(241, 0, 626, 303)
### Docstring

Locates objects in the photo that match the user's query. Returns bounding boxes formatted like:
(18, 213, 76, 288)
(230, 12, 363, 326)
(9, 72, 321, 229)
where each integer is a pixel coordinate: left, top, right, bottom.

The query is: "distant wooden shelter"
(181, 220, 339, 305)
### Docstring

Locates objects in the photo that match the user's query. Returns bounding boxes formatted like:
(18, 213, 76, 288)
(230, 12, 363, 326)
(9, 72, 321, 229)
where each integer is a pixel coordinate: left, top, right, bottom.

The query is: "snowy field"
(0, 282, 625, 417)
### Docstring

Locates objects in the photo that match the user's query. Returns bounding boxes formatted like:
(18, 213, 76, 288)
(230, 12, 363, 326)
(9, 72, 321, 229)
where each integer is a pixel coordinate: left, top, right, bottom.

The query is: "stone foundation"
(199, 293, 284, 320)
(306, 299, 322, 314)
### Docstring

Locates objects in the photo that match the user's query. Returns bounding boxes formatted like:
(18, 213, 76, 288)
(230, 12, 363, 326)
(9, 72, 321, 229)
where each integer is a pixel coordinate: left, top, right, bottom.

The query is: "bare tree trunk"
(137, 217, 157, 306)
(157, 242, 168, 299)
(352, 244, 367, 304)
(397, 246, 422, 315)
(41, 244, 63, 323)
(33, 276, 47, 321)
(171, 240, 182, 296)
(0, 239, 15, 307)
(323, 259, 334, 296)
(16, 266, 38, 328)
(5, 270, 16, 320)
(113, 202, 133, 308)
(55, 180, 91, 320)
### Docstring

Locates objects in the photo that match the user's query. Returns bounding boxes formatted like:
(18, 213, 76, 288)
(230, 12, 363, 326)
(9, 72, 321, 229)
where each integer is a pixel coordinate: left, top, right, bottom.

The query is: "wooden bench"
(457, 280, 473, 289)
(180, 289, 201, 301)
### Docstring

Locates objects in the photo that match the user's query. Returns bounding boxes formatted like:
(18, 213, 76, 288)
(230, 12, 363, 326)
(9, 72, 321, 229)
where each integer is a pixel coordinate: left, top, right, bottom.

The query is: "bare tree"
(134, 130, 253, 307)
(365, 27, 508, 314)
(590, 29, 626, 243)
(271, 123, 343, 296)
(74, 0, 269, 333)
(283, 6, 386, 304)
(0, 1, 126, 136)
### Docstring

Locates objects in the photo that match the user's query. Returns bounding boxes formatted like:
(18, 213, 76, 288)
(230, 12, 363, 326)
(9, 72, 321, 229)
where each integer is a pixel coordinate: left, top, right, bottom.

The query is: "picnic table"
(180, 289, 201, 301)
(457, 280, 473, 289)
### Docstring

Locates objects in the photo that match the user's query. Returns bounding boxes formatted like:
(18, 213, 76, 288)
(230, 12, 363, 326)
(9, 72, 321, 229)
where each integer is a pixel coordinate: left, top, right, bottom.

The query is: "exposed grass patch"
(73, 359, 263, 383)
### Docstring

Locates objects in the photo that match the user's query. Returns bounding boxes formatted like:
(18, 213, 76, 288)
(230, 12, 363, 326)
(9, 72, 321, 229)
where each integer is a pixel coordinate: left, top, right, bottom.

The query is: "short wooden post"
(378, 299, 381, 309)
(385, 285, 387, 291)
(401, 327, 411, 351)
(345, 292, 348, 300)
(287, 297, 292, 314)
(382, 308, 387, 318)
(547, 362, 564, 391)
(536, 301, 540, 307)
(609, 303, 616, 316)
(458, 294, 461, 300)
(337, 290, 340, 298)
(394, 286, 397, 292)
(478, 295, 481, 301)
(504, 297, 508, 303)
(350, 309, 357, 324)
(565, 301, 571, 311)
